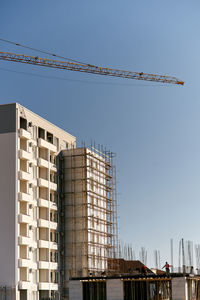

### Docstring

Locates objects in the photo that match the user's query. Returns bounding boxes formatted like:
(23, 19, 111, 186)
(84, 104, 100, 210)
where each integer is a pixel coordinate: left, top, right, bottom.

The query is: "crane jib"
(0, 51, 184, 85)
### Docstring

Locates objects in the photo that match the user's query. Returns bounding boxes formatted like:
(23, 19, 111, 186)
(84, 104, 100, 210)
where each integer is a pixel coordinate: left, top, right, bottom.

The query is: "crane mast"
(0, 51, 184, 85)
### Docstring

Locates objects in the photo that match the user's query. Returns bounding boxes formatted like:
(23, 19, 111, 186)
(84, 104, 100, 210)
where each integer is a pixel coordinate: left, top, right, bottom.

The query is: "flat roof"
(0, 102, 76, 140)
(70, 273, 200, 281)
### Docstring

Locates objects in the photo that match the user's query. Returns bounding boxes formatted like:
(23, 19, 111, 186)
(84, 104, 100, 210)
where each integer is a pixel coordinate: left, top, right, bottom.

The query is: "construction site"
(58, 146, 118, 298)
(69, 271, 200, 300)
(0, 39, 196, 300)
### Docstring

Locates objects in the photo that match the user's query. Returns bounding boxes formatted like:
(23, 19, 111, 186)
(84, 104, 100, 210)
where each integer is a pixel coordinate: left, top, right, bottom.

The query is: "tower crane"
(0, 51, 184, 85)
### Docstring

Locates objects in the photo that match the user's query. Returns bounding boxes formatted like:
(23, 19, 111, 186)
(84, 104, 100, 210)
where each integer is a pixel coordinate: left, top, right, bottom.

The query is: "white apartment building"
(0, 103, 76, 300)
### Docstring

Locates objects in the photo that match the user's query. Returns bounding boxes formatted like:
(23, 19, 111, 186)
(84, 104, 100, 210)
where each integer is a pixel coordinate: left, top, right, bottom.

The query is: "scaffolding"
(59, 146, 118, 299)
(123, 277, 172, 300)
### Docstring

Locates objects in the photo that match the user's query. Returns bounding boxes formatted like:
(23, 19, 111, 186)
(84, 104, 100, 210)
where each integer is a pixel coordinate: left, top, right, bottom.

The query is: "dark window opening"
(83, 282, 106, 300)
(50, 231, 53, 242)
(50, 271, 53, 282)
(54, 232, 59, 243)
(47, 132, 53, 144)
(38, 127, 45, 139)
(55, 272, 58, 283)
(50, 193, 53, 202)
(124, 280, 171, 300)
(20, 290, 27, 300)
(20, 117, 27, 130)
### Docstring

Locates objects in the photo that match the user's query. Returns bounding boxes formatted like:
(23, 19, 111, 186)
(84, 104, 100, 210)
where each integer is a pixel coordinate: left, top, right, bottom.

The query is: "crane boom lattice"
(0, 51, 184, 85)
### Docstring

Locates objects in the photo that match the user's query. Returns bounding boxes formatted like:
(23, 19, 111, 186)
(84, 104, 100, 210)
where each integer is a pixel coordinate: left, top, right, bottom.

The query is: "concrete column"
(172, 277, 187, 300)
(107, 279, 123, 300)
(69, 280, 82, 300)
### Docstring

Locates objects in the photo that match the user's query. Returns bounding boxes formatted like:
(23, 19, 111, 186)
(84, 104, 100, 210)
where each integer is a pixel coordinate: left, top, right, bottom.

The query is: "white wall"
(107, 279, 123, 300)
(69, 281, 82, 300)
(0, 132, 17, 286)
(172, 277, 186, 300)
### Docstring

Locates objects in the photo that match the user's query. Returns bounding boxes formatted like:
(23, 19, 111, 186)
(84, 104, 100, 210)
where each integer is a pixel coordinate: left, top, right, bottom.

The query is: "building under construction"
(0, 103, 119, 300)
(58, 147, 118, 298)
(69, 273, 200, 300)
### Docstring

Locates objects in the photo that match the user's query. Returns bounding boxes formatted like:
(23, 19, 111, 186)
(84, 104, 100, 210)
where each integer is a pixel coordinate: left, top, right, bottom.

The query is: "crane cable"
(0, 38, 184, 85)
(0, 37, 96, 67)
(0, 66, 167, 87)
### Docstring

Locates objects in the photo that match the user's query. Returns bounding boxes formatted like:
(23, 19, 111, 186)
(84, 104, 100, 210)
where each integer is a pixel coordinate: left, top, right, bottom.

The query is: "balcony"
(38, 158, 49, 169)
(49, 162, 57, 172)
(39, 240, 49, 248)
(39, 240, 58, 250)
(38, 283, 58, 291)
(18, 236, 30, 246)
(50, 241, 58, 250)
(49, 283, 58, 290)
(18, 281, 31, 290)
(49, 221, 58, 230)
(18, 258, 29, 268)
(39, 261, 49, 269)
(19, 149, 32, 160)
(38, 138, 57, 153)
(38, 178, 49, 188)
(18, 259, 37, 269)
(19, 129, 31, 140)
(38, 198, 49, 208)
(50, 262, 58, 270)
(38, 282, 50, 290)
(18, 214, 31, 224)
(18, 192, 32, 202)
(49, 182, 57, 191)
(38, 219, 49, 228)
(19, 171, 32, 181)
(50, 202, 57, 211)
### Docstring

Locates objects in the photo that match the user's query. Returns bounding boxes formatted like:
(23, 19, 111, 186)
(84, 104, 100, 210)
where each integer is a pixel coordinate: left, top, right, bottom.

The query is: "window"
(54, 213, 58, 222)
(50, 173, 54, 183)
(62, 141, 68, 149)
(54, 232, 59, 243)
(55, 272, 58, 283)
(20, 117, 27, 130)
(47, 132, 53, 144)
(54, 193, 58, 204)
(53, 137, 59, 147)
(54, 252, 58, 262)
(50, 193, 53, 202)
(83, 282, 106, 300)
(38, 127, 45, 139)
(50, 271, 53, 283)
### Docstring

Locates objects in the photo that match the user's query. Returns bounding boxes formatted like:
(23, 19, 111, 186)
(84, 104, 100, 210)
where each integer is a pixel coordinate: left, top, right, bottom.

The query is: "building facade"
(59, 148, 117, 299)
(69, 274, 200, 300)
(0, 103, 117, 300)
(0, 103, 76, 300)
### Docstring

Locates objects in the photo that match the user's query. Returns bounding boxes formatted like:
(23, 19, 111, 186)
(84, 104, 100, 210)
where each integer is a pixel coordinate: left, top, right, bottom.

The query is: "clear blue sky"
(1, 0, 200, 268)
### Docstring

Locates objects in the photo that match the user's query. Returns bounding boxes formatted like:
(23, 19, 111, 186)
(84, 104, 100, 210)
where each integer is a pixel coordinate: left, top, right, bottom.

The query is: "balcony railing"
(19, 128, 31, 140)
(18, 192, 32, 202)
(38, 138, 57, 153)
(19, 149, 31, 160)
(19, 170, 32, 181)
